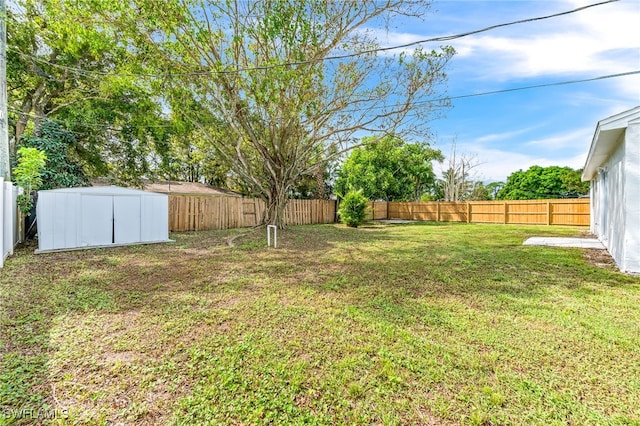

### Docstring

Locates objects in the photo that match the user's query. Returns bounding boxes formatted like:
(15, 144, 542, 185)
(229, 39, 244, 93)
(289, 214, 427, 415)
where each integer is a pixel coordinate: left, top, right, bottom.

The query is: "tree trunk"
(315, 162, 326, 199)
(263, 184, 289, 229)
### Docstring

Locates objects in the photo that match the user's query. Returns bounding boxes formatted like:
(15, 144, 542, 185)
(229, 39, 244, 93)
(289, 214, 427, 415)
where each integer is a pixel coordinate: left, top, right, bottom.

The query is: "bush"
(338, 190, 368, 228)
(13, 147, 47, 215)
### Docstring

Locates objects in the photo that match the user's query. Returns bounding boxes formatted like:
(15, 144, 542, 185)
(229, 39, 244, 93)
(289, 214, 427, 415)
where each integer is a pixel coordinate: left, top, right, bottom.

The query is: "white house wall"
(622, 121, 640, 272)
(602, 137, 626, 270)
(592, 127, 640, 273)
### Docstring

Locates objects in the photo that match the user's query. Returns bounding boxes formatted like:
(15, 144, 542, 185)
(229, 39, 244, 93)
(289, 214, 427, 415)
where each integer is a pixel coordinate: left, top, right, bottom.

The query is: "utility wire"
(8, 0, 618, 79)
(431, 70, 640, 104)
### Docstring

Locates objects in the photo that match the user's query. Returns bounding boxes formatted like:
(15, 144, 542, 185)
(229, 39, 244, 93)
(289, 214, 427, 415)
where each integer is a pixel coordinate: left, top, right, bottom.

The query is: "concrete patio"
(523, 237, 606, 249)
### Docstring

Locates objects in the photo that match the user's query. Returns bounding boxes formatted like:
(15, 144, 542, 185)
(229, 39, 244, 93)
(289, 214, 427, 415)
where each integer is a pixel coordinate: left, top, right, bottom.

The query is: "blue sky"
(376, 0, 640, 182)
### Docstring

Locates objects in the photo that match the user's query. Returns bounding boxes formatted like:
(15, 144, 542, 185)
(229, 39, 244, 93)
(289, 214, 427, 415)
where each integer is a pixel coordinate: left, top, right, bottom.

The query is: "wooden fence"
(366, 198, 590, 226)
(169, 195, 587, 232)
(169, 194, 336, 231)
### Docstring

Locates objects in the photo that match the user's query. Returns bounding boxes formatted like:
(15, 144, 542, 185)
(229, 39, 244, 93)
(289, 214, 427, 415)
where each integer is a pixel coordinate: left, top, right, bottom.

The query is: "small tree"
(338, 190, 368, 228)
(335, 136, 442, 201)
(497, 166, 589, 200)
(13, 147, 47, 214)
(20, 121, 89, 189)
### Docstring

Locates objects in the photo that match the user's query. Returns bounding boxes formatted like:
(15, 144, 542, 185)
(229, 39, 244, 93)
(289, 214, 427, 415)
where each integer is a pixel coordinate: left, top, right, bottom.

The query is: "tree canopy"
(496, 166, 589, 200)
(7, 1, 453, 226)
(100, 0, 453, 226)
(7, 0, 176, 185)
(335, 135, 442, 201)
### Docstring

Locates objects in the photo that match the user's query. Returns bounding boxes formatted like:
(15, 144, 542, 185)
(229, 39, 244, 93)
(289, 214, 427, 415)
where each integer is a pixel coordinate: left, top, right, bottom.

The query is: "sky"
(376, 0, 640, 182)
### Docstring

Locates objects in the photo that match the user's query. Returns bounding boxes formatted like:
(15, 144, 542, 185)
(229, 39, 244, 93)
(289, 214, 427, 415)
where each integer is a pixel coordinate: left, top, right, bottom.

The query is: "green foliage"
(338, 190, 368, 228)
(335, 136, 443, 201)
(467, 181, 491, 201)
(99, 1, 453, 226)
(7, 1, 175, 185)
(20, 121, 89, 190)
(497, 166, 589, 200)
(485, 181, 505, 200)
(13, 147, 47, 214)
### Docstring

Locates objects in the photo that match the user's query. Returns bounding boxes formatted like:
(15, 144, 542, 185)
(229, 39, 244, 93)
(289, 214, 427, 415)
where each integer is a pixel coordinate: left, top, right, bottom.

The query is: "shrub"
(338, 190, 368, 228)
(13, 147, 47, 215)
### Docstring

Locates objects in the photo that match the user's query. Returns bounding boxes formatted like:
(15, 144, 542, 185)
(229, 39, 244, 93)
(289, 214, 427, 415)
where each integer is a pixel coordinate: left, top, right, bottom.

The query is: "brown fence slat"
(168, 195, 337, 231)
(169, 195, 587, 231)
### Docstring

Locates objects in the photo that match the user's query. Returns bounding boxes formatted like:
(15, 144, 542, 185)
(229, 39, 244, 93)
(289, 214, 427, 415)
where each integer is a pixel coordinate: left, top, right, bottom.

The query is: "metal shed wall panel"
(114, 196, 141, 244)
(37, 186, 170, 252)
(141, 195, 169, 242)
(37, 192, 81, 251)
(81, 195, 113, 247)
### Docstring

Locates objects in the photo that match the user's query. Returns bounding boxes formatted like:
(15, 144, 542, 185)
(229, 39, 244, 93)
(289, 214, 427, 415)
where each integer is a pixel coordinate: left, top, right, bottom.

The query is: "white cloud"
(475, 125, 540, 143)
(368, 1, 639, 80)
(448, 0, 640, 79)
(524, 128, 591, 151)
(450, 136, 591, 182)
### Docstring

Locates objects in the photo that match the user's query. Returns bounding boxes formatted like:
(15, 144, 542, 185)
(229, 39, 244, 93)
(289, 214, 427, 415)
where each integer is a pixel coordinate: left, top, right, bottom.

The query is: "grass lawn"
(1, 222, 639, 425)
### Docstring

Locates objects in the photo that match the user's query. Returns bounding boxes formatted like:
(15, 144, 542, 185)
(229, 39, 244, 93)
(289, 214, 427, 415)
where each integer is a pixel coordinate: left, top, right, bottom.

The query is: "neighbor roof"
(582, 106, 640, 181)
(143, 181, 240, 196)
(91, 178, 240, 196)
(39, 186, 162, 196)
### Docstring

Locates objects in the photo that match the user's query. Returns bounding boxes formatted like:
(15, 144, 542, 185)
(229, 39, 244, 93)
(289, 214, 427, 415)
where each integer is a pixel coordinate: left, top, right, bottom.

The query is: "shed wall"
(37, 189, 169, 252)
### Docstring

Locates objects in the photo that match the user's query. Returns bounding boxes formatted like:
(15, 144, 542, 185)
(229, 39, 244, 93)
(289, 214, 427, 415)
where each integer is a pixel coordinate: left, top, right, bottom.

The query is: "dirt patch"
(583, 249, 617, 270)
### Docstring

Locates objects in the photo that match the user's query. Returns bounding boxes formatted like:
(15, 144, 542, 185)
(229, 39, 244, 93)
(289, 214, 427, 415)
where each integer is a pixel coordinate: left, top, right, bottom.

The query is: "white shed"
(36, 186, 171, 253)
(581, 106, 640, 273)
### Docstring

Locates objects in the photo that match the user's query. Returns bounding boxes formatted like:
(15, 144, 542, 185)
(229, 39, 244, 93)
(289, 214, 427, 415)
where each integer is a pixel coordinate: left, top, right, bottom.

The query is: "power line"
(8, 0, 618, 79)
(331, 70, 640, 114)
(437, 70, 640, 103)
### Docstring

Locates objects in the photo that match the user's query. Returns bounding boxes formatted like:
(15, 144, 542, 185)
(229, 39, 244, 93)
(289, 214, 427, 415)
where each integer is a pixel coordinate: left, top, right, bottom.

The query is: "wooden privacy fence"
(366, 198, 590, 226)
(169, 194, 336, 231)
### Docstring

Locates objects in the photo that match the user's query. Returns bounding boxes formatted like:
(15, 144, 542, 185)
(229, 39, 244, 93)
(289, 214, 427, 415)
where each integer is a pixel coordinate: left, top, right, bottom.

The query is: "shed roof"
(39, 185, 165, 197)
(582, 106, 640, 181)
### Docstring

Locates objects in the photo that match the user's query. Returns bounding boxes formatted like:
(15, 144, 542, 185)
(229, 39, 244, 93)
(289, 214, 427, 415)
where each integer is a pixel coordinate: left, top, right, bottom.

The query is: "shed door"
(114, 196, 141, 244)
(80, 195, 113, 246)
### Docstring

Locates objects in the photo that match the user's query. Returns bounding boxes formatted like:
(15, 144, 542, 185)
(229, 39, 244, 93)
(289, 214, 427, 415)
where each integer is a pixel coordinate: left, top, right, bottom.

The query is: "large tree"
(335, 135, 442, 201)
(7, 0, 174, 184)
(497, 166, 589, 200)
(103, 0, 453, 227)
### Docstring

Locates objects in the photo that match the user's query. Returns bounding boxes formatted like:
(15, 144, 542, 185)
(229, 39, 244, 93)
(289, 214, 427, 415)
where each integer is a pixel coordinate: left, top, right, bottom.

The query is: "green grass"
(1, 222, 639, 425)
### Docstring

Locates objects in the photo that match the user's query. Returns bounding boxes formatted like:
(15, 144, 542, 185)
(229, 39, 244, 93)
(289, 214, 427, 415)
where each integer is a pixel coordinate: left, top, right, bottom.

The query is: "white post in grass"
(267, 225, 277, 248)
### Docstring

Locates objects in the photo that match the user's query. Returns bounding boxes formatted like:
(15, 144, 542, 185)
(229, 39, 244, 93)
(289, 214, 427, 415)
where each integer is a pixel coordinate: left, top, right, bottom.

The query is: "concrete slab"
(375, 219, 416, 224)
(523, 237, 606, 249)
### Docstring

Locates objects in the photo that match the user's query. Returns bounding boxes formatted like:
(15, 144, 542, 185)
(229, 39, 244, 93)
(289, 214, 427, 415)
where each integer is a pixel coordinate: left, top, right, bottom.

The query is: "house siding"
(622, 121, 640, 272)
(591, 123, 640, 273)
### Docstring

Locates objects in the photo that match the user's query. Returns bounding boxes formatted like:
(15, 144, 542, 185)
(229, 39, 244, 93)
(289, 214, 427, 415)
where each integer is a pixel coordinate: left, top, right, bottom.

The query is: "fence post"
(504, 202, 508, 224)
(437, 202, 441, 222)
(467, 202, 471, 223)
(547, 201, 551, 225)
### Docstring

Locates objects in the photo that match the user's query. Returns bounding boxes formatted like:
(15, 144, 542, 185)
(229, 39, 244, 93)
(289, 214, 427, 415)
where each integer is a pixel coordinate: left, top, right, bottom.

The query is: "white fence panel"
(1, 178, 20, 268)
